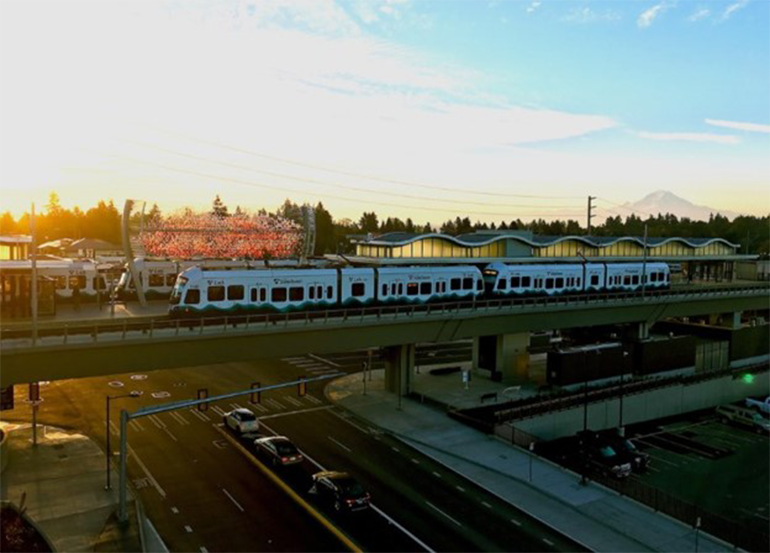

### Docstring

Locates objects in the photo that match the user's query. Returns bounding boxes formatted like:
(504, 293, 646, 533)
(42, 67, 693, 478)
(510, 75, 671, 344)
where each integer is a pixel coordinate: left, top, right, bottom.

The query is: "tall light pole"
(105, 391, 140, 490)
(641, 222, 648, 298)
(619, 350, 629, 437)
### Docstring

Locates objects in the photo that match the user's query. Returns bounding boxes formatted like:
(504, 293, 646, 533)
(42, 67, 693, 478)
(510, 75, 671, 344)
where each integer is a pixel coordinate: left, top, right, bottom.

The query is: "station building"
(349, 230, 751, 282)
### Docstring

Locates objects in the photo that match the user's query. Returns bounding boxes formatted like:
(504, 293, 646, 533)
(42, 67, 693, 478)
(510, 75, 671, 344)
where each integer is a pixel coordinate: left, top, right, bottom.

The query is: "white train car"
(484, 263, 586, 296)
(605, 262, 670, 292)
(377, 266, 482, 303)
(0, 259, 109, 301)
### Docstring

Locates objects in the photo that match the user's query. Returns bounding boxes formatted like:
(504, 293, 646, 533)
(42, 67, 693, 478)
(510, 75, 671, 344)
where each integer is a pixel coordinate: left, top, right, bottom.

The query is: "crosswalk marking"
(129, 419, 145, 432)
(304, 394, 322, 405)
(211, 405, 226, 417)
(168, 411, 190, 426)
(188, 408, 211, 422)
(148, 414, 166, 429)
(251, 403, 269, 413)
(265, 397, 285, 410)
(283, 396, 302, 407)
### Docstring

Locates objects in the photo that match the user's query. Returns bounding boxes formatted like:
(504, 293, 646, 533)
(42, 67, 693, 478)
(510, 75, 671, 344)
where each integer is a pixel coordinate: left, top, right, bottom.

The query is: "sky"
(1, 0, 768, 225)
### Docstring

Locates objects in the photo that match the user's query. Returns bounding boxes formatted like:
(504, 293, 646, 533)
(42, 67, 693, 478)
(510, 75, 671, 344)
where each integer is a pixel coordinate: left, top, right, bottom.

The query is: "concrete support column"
(474, 333, 530, 384)
(383, 343, 415, 395)
(634, 322, 650, 341)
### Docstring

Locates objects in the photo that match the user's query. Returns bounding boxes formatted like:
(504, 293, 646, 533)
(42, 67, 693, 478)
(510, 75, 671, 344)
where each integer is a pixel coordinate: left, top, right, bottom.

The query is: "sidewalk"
(0, 422, 142, 552)
(327, 370, 734, 552)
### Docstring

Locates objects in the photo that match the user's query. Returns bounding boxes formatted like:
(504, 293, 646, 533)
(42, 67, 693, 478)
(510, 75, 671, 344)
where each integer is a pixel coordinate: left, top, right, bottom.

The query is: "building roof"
(354, 231, 740, 250)
(0, 235, 32, 244)
(66, 238, 122, 251)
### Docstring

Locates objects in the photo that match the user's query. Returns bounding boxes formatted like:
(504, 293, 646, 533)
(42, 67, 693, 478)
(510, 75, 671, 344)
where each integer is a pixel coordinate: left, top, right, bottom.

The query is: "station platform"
(1, 300, 169, 329)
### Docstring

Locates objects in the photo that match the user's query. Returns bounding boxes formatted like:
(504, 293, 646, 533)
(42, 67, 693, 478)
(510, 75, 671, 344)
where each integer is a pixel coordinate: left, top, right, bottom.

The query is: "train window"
(545, 278, 554, 290)
(521, 276, 531, 287)
(382, 284, 387, 296)
(623, 276, 631, 286)
(290, 287, 304, 301)
(309, 286, 315, 300)
(69, 276, 86, 289)
(250, 288, 258, 302)
(555, 278, 564, 288)
(576, 278, 581, 288)
(228, 285, 244, 300)
(260, 288, 267, 302)
(149, 274, 165, 287)
(327, 285, 333, 299)
(462, 277, 473, 290)
(497, 279, 506, 290)
(351, 282, 365, 297)
(185, 289, 200, 304)
(590, 275, 599, 286)
(54, 276, 66, 289)
(272, 287, 287, 302)
(166, 274, 177, 286)
(511, 276, 520, 288)
(477, 279, 483, 290)
(406, 283, 418, 296)
(208, 286, 225, 301)
(632, 275, 639, 285)
(450, 278, 461, 291)
(651, 273, 658, 282)
(420, 282, 431, 295)
(317, 286, 322, 299)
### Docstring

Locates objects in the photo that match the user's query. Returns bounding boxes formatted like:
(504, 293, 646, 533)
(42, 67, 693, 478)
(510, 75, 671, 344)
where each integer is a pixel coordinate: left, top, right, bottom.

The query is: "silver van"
(716, 404, 770, 434)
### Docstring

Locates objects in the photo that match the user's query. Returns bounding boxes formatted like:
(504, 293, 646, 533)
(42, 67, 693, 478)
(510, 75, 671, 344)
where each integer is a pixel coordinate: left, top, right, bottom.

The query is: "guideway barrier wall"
(3, 283, 768, 347)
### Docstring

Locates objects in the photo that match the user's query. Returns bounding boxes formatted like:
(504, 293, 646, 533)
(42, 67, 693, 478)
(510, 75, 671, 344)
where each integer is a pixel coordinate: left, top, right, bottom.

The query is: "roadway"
(2, 343, 584, 552)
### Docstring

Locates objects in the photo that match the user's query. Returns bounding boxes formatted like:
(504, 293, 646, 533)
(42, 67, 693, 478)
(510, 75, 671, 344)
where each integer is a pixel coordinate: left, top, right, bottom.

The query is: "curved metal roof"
(356, 232, 739, 250)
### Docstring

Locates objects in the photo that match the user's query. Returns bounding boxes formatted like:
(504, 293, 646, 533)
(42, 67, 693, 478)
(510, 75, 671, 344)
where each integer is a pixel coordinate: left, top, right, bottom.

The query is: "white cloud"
(637, 3, 669, 29)
(688, 8, 710, 22)
(564, 7, 620, 24)
(637, 131, 739, 145)
(705, 119, 770, 134)
(527, 1, 542, 14)
(722, 0, 749, 20)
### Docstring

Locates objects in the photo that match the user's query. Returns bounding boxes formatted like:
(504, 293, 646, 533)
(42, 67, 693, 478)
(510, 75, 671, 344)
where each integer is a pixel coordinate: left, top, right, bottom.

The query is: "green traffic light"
(742, 373, 755, 384)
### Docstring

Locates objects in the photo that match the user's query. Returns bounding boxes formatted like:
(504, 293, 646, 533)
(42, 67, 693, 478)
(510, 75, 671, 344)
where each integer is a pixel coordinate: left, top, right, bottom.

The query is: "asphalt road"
(2, 342, 584, 552)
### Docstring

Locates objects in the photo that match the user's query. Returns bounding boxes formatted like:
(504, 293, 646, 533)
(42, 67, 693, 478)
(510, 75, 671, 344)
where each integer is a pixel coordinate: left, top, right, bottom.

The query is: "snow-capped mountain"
(621, 190, 739, 221)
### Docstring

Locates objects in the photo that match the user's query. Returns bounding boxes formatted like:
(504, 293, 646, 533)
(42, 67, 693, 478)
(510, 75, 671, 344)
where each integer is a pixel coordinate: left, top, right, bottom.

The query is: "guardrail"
(2, 283, 767, 349)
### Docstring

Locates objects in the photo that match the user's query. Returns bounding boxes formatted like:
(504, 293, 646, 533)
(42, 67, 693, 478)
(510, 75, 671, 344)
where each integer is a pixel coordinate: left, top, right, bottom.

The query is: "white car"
(745, 396, 770, 415)
(223, 408, 259, 434)
(254, 436, 303, 466)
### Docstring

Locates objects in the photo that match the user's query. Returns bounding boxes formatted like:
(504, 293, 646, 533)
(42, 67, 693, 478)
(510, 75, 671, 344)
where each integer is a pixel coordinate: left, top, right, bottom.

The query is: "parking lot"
(630, 410, 769, 534)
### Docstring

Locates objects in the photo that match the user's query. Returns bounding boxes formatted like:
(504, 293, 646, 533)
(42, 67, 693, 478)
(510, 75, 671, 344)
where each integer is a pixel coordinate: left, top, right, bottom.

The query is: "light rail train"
(168, 262, 670, 317)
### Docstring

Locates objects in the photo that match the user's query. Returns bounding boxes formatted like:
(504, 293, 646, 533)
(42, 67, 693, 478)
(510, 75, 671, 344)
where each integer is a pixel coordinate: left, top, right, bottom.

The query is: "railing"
(1, 283, 768, 349)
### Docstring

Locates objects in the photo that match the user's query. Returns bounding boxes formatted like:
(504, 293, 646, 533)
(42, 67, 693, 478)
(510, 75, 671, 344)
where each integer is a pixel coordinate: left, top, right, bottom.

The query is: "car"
(309, 471, 371, 512)
(223, 408, 259, 435)
(599, 432, 650, 472)
(577, 431, 632, 478)
(254, 436, 303, 467)
(716, 404, 770, 434)
(745, 396, 770, 415)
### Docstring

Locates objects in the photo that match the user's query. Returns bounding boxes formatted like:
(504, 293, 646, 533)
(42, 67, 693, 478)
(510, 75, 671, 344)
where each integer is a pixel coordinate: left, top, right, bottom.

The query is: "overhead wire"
(150, 127, 586, 201)
(102, 152, 586, 220)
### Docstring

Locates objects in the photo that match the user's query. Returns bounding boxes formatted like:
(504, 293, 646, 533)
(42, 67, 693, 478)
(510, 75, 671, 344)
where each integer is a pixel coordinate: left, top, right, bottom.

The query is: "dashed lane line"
(127, 443, 167, 498)
(481, 501, 492, 509)
(425, 501, 463, 527)
(200, 547, 208, 553)
(308, 353, 342, 368)
(432, 472, 442, 478)
(185, 525, 193, 533)
(328, 436, 352, 453)
(257, 405, 333, 421)
(171, 507, 179, 514)
(455, 486, 466, 492)
(222, 488, 245, 512)
(328, 409, 373, 435)
(411, 458, 420, 465)
(542, 538, 555, 546)
(510, 518, 521, 527)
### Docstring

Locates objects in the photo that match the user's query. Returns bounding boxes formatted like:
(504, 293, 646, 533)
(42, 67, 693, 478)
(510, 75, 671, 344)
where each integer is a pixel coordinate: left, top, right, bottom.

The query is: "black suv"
(577, 431, 632, 479)
(599, 432, 650, 472)
(310, 471, 371, 513)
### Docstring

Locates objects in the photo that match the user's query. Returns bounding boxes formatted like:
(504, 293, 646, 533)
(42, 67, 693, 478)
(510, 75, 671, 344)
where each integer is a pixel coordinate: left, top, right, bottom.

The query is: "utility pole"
(586, 196, 596, 236)
(30, 203, 38, 346)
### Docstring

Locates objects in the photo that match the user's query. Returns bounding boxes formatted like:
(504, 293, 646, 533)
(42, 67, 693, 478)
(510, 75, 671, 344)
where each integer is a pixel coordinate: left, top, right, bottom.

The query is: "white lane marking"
(432, 471, 442, 478)
(222, 488, 245, 512)
(168, 411, 190, 426)
(283, 396, 303, 407)
(251, 403, 269, 413)
(410, 458, 420, 465)
(281, 357, 306, 362)
(127, 444, 167, 498)
(425, 501, 463, 527)
(256, 405, 333, 420)
(392, 446, 400, 453)
(328, 409, 372, 434)
(200, 547, 208, 553)
(304, 394, 322, 405)
(308, 353, 341, 368)
(510, 518, 521, 527)
(188, 409, 211, 422)
(171, 507, 179, 514)
(328, 436, 352, 453)
(229, 403, 244, 411)
(129, 419, 145, 432)
(481, 501, 492, 509)
(163, 427, 178, 442)
(542, 538, 555, 546)
(455, 485, 466, 492)
(265, 398, 285, 410)
(185, 525, 193, 533)
(109, 420, 120, 436)
(211, 405, 226, 417)
(257, 420, 434, 553)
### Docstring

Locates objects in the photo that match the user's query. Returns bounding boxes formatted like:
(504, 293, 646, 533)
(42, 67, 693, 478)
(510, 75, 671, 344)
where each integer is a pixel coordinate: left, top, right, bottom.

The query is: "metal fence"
(3, 283, 768, 348)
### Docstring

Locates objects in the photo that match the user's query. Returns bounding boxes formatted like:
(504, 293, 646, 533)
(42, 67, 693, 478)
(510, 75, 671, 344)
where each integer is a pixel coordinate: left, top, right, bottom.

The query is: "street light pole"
(641, 222, 648, 298)
(106, 392, 140, 490)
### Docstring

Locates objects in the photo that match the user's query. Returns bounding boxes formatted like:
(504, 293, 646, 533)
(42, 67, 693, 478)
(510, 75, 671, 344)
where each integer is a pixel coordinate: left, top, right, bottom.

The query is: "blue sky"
(1, 0, 768, 223)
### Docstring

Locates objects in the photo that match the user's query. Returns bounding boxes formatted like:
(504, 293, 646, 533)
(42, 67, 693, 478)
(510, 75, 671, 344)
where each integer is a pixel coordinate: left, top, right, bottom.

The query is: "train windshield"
(170, 276, 188, 305)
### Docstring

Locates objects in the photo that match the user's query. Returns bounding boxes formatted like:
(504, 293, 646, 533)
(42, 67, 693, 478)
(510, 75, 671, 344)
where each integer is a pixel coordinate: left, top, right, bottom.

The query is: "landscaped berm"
(1, 502, 52, 553)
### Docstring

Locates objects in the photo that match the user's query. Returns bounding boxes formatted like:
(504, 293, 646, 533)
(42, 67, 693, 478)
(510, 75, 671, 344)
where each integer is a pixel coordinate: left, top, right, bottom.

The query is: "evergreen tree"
(211, 195, 229, 218)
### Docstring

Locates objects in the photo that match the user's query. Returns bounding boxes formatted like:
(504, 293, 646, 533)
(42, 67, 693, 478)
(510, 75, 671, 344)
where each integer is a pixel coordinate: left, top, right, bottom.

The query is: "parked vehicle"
(745, 396, 770, 415)
(309, 471, 371, 513)
(716, 404, 770, 434)
(599, 432, 650, 472)
(254, 436, 303, 467)
(578, 431, 632, 478)
(223, 408, 259, 435)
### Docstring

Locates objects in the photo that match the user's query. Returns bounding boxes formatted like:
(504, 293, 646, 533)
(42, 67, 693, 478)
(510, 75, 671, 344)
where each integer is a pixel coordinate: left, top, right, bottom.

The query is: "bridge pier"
(711, 311, 743, 329)
(473, 333, 530, 384)
(383, 343, 415, 396)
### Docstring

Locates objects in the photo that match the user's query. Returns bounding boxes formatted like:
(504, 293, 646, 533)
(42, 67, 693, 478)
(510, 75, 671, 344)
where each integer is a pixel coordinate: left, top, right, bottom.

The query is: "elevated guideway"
(1, 284, 768, 385)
